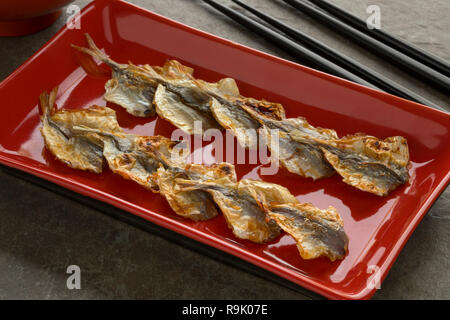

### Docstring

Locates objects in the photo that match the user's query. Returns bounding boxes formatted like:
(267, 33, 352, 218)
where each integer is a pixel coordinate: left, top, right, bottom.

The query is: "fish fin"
(39, 86, 58, 117)
(71, 33, 116, 77)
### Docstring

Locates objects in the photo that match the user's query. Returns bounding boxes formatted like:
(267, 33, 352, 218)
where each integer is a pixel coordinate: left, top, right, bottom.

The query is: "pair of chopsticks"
(202, 0, 448, 111)
(305, 0, 450, 78)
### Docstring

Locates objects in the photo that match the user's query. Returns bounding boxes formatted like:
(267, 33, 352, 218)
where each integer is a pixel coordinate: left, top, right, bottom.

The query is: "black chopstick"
(281, 0, 450, 93)
(307, 0, 450, 77)
(230, 0, 443, 110)
(201, 0, 379, 90)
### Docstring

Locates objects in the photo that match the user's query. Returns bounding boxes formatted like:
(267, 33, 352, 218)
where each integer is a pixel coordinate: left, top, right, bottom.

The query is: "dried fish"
(163, 167, 349, 259)
(72, 34, 409, 196)
(72, 34, 222, 133)
(161, 72, 286, 147)
(319, 134, 410, 196)
(73, 122, 225, 221)
(72, 36, 158, 117)
(198, 80, 286, 148)
(39, 88, 349, 259)
(40, 87, 216, 220)
(266, 203, 348, 261)
(73, 34, 285, 144)
(177, 177, 296, 243)
(242, 103, 409, 195)
(73, 126, 188, 192)
(39, 87, 121, 173)
(154, 162, 236, 221)
(153, 83, 220, 135)
(241, 105, 337, 179)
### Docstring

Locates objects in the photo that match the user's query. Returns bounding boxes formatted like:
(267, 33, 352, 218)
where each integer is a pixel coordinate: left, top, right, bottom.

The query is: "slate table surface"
(0, 0, 448, 299)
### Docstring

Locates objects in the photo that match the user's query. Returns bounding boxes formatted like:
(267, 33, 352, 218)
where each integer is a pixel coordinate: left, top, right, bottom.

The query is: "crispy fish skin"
(73, 34, 409, 196)
(289, 128, 410, 196)
(73, 125, 222, 222)
(183, 162, 238, 184)
(152, 60, 223, 134)
(209, 97, 260, 148)
(235, 97, 286, 121)
(155, 166, 220, 221)
(76, 122, 220, 221)
(73, 34, 222, 131)
(154, 163, 236, 221)
(39, 86, 218, 222)
(237, 179, 298, 205)
(39, 87, 122, 173)
(73, 34, 285, 144)
(245, 181, 348, 260)
(104, 70, 157, 117)
(242, 100, 410, 195)
(319, 134, 410, 196)
(72, 35, 158, 117)
(103, 133, 182, 192)
(195, 78, 261, 147)
(208, 179, 300, 243)
(206, 181, 282, 243)
(73, 126, 189, 192)
(242, 104, 337, 179)
(198, 78, 286, 149)
(74, 125, 222, 222)
(154, 83, 221, 135)
(267, 203, 348, 261)
(286, 122, 410, 195)
(39, 89, 350, 257)
(177, 177, 300, 243)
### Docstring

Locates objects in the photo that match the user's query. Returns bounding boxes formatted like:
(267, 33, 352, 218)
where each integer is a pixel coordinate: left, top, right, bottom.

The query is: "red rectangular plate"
(0, 0, 449, 299)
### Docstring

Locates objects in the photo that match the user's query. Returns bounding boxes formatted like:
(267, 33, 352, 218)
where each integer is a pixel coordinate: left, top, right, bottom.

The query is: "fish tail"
(71, 33, 109, 63)
(71, 33, 120, 76)
(39, 86, 58, 118)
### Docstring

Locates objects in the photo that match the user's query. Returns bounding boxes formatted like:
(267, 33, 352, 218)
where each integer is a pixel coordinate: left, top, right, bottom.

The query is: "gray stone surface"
(0, 0, 448, 299)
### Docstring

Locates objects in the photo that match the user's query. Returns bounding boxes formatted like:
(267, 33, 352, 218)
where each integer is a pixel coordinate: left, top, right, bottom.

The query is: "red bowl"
(0, 0, 74, 36)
